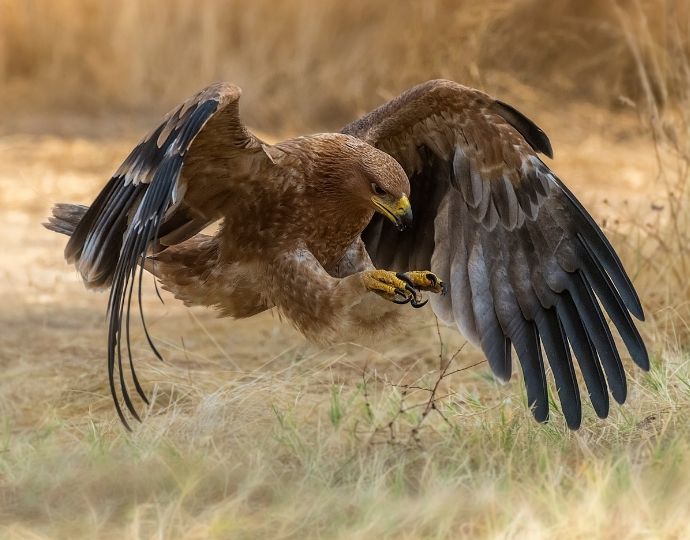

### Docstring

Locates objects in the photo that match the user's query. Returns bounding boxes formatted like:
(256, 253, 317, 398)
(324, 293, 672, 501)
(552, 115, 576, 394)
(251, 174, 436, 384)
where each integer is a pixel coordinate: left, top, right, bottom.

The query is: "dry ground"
(1, 102, 689, 539)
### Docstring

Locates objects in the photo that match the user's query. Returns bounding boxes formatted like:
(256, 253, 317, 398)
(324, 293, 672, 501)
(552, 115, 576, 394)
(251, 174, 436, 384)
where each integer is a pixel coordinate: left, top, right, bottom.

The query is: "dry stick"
(408, 337, 457, 445)
(359, 365, 413, 448)
(360, 320, 484, 448)
(402, 321, 468, 445)
(444, 359, 486, 378)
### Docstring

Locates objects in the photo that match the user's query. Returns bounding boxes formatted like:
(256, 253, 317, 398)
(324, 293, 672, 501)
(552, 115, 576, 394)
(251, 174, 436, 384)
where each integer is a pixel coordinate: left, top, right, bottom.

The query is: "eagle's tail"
(43, 203, 89, 237)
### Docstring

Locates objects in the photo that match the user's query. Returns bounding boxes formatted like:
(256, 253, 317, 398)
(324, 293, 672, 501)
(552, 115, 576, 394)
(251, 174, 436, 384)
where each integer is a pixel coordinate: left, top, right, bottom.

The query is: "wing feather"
(345, 79, 648, 427)
(490, 99, 554, 158)
(555, 291, 609, 419)
(62, 83, 267, 428)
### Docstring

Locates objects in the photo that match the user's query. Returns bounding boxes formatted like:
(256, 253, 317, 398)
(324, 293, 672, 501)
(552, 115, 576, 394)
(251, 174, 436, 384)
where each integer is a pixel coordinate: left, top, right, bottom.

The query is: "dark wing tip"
(492, 99, 554, 159)
(636, 350, 651, 372)
(533, 405, 549, 424)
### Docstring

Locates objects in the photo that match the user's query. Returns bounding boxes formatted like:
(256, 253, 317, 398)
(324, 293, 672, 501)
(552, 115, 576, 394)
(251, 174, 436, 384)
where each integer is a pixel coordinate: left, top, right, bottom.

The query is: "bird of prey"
(45, 80, 648, 430)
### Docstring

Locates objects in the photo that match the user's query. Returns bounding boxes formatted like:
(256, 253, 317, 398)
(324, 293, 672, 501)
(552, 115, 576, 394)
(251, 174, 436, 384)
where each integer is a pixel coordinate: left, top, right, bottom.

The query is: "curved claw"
(363, 270, 437, 306)
(410, 296, 429, 309)
(396, 272, 415, 289)
(397, 271, 445, 295)
(404, 283, 426, 307)
(393, 288, 412, 304)
(425, 273, 446, 295)
(404, 283, 418, 297)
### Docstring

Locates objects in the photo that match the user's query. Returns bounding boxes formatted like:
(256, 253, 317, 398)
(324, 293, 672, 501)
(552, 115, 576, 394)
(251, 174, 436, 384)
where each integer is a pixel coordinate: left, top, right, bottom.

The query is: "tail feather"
(43, 203, 89, 237)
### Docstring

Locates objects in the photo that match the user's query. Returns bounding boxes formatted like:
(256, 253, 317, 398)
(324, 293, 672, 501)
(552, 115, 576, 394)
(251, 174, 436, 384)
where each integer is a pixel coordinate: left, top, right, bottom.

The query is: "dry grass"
(1, 0, 689, 131)
(2, 1, 690, 538)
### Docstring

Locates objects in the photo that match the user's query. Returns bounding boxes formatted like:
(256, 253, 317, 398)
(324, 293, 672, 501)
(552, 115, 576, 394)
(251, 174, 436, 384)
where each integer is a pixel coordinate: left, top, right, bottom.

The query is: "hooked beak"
(372, 194, 413, 231)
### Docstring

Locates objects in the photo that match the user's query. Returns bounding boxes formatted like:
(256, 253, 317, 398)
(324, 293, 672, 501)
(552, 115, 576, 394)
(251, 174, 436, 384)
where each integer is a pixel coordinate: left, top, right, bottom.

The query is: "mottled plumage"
(45, 80, 648, 430)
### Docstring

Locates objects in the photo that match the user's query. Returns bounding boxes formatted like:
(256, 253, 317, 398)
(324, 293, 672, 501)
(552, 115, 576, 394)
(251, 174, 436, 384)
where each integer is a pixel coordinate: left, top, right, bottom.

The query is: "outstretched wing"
(343, 79, 648, 429)
(63, 82, 269, 428)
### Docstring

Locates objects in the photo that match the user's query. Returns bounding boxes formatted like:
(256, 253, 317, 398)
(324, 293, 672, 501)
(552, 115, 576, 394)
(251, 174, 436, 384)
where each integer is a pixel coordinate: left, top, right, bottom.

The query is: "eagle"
(44, 80, 648, 430)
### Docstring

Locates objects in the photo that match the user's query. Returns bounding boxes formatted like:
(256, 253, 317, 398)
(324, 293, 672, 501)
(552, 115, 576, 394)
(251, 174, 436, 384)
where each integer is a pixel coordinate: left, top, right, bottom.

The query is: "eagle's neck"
(301, 192, 373, 267)
(272, 135, 379, 266)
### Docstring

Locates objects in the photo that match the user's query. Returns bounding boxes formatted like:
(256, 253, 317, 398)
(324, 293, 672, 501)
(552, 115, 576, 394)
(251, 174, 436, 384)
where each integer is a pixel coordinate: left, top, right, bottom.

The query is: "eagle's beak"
(372, 194, 413, 231)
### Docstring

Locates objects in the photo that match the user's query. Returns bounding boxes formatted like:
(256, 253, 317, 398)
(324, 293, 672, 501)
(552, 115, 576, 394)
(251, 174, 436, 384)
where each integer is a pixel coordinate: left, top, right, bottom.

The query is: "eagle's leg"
(331, 239, 444, 306)
(360, 270, 444, 308)
(270, 244, 444, 343)
(361, 270, 417, 304)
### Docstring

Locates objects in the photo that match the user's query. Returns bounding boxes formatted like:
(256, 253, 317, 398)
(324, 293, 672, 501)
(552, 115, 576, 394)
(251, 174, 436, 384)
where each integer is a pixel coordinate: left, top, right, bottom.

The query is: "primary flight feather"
(44, 79, 648, 429)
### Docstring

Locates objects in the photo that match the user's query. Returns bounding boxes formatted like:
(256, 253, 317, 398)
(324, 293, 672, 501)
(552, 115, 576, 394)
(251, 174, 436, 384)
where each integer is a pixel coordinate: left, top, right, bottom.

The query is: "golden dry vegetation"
(2, 1, 690, 538)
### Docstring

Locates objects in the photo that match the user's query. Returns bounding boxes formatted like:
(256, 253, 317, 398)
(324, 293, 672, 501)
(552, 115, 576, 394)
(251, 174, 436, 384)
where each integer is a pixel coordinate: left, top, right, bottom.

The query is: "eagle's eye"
(371, 182, 386, 196)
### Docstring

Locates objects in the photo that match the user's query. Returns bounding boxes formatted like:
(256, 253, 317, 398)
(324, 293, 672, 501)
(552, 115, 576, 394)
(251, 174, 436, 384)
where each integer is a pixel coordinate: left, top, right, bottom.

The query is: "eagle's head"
(339, 136, 412, 231)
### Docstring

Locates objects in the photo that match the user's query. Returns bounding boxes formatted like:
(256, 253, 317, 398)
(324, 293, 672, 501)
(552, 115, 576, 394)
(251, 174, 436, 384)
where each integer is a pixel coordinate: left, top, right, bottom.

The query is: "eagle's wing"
(63, 82, 270, 428)
(342, 79, 648, 428)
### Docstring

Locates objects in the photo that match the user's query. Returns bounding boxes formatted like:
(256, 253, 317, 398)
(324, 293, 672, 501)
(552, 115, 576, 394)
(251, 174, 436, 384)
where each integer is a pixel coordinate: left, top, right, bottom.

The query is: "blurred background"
(0, 0, 688, 132)
(2, 1, 690, 537)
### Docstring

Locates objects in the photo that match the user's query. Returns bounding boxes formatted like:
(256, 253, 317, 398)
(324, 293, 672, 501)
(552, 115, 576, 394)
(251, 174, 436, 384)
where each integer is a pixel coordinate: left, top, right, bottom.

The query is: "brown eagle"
(45, 80, 648, 430)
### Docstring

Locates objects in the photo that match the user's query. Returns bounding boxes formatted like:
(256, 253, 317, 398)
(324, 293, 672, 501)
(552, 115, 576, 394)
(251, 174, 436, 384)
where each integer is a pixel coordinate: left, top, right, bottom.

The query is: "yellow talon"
(397, 271, 445, 295)
(361, 270, 414, 304)
(361, 269, 445, 307)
